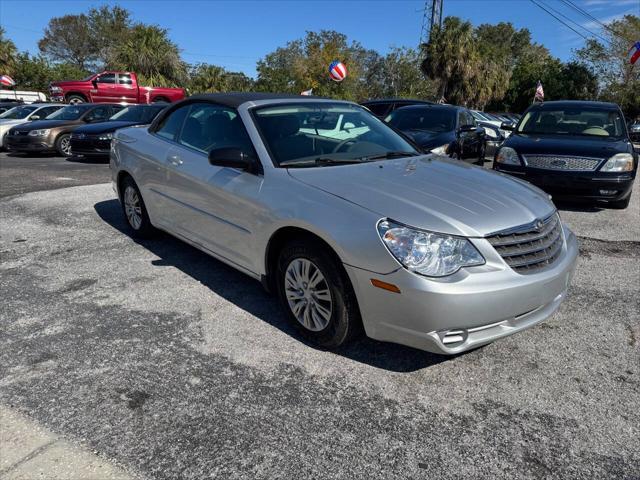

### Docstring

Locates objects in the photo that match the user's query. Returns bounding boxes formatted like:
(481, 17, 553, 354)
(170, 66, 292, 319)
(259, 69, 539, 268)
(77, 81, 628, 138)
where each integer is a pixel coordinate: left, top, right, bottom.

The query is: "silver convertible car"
(110, 93, 578, 355)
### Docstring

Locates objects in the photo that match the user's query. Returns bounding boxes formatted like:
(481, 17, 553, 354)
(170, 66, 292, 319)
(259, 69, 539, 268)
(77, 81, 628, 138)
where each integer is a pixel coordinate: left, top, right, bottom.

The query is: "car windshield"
(386, 108, 455, 133)
(253, 102, 419, 167)
(110, 105, 165, 123)
(46, 105, 91, 121)
(0, 105, 38, 120)
(518, 107, 626, 138)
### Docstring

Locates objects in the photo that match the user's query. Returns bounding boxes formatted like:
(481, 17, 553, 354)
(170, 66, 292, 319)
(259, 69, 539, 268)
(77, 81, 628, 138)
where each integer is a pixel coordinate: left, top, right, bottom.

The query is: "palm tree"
(0, 28, 18, 76)
(108, 24, 187, 87)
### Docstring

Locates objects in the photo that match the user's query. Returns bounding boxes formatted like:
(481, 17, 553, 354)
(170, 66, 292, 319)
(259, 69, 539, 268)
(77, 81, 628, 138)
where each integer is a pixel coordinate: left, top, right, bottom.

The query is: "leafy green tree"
(38, 14, 96, 70)
(576, 14, 640, 117)
(88, 5, 132, 66)
(378, 47, 436, 99)
(188, 63, 254, 93)
(0, 27, 18, 76)
(108, 24, 187, 87)
(11, 53, 89, 91)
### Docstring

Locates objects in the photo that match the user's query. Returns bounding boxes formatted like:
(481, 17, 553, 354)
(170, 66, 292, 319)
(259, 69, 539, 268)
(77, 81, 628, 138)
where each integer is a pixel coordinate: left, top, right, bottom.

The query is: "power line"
(529, 0, 594, 42)
(538, 0, 609, 44)
(559, 0, 629, 43)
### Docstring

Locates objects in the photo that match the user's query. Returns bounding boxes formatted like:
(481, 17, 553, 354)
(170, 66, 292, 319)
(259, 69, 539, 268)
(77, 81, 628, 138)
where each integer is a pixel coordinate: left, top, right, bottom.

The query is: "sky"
(1, 0, 638, 77)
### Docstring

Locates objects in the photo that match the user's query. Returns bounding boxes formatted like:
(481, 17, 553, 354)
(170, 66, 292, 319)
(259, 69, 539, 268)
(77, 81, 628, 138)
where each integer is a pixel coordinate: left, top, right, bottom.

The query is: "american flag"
(534, 81, 544, 102)
(0, 75, 16, 87)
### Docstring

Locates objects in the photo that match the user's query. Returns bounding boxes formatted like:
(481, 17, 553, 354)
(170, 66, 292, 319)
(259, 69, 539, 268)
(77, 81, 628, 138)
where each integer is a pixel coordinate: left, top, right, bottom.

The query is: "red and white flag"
(628, 41, 640, 65)
(534, 80, 544, 102)
(0, 75, 16, 87)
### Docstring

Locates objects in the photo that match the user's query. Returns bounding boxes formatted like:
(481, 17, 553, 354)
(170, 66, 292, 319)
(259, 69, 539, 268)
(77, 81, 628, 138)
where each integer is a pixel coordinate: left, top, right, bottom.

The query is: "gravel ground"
(0, 158, 638, 479)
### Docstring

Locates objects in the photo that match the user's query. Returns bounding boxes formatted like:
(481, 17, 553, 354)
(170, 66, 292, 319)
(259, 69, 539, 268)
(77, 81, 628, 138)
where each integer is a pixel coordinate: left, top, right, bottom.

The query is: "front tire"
(55, 133, 72, 157)
(66, 94, 86, 104)
(120, 176, 156, 238)
(276, 239, 361, 348)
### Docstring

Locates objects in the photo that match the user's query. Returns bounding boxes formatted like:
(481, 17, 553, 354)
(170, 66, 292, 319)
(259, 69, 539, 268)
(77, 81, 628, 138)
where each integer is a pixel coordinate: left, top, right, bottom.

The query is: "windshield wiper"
(359, 151, 421, 161)
(280, 157, 365, 167)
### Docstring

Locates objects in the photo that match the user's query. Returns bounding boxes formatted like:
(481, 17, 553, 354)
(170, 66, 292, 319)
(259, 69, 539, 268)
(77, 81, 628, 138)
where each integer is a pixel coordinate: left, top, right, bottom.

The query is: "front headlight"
(98, 133, 113, 141)
(49, 86, 63, 93)
(430, 144, 449, 155)
(377, 220, 485, 277)
(601, 153, 634, 172)
(28, 129, 50, 136)
(483, 128, 498, 139)
(495, 146, 520, 165)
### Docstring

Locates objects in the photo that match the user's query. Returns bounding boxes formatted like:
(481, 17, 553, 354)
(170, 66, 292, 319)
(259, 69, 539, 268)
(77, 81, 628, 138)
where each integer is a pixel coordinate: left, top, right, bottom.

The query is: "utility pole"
(419, 0, 444, 46)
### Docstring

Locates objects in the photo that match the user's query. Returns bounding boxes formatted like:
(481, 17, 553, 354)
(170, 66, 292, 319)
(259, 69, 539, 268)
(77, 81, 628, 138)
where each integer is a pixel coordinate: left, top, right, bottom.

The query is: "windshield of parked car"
(253, 102, 419, 167)
(386, 107, 456, 133)
(0, 105, 38, 120)
(110, 105, 165, 123)
(46, 105, 91, 121)
(517, 107, 626, 138)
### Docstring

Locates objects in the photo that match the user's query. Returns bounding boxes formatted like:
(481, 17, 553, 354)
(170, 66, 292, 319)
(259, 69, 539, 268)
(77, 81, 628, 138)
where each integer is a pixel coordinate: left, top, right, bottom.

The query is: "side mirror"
(208, 147, 256, 171)
(500, 122, 514, 131)
(459, 124, 475, 133)
(29, 115, 40, 121)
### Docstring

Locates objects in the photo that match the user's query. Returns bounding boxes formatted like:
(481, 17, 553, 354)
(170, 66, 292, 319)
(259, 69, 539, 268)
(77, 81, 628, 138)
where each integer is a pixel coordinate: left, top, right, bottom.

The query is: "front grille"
(11, 130, 28, 136)
(487, 214, 564, 274)
(71, 133, 86, 140)
(523, 154, 602, 171)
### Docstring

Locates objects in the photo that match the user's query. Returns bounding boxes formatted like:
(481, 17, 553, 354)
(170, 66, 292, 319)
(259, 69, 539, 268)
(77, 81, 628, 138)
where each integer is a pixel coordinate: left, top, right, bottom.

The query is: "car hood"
(73, 121, 141, 134)
(402, 129, 454, 150)
(505, 133, 631, 157)
(287, 155, 555, 237)
(0, 118, 26, 127)
(13, 119, 81, 131)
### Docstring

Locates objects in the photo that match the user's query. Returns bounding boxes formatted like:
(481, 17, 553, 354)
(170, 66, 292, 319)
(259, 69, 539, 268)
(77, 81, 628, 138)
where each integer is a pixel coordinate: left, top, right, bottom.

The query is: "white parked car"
(0, 104, 64, 148)
(0, 89, 47, 103)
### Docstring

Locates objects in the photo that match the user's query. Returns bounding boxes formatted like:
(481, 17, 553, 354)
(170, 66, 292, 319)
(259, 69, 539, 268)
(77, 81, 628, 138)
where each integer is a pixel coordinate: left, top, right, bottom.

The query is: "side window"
(155, 105, 190, 141)
(110, 105, 125, 116)
(118, 74, 133, 85)
(96, 73, 117, 84)
(36, 107, 59, 118)
(85, 106, 111, 122)
(177, 103, 254, 155)
(464, 111, 475, 126)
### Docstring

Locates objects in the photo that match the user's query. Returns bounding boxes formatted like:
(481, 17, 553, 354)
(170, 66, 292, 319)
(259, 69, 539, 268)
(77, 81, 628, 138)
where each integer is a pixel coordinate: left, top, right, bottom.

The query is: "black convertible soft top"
(183, 92, 316, 108)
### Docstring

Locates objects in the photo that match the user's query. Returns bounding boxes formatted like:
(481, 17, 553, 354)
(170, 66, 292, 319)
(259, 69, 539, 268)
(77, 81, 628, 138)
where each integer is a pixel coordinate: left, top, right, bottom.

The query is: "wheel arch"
(263, 226, 345, 293)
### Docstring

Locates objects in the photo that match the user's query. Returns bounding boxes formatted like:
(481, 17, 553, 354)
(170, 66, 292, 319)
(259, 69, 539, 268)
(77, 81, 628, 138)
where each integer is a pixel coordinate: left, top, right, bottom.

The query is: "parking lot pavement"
(0, 152, 109, 198)
(1, 173, 639, 479)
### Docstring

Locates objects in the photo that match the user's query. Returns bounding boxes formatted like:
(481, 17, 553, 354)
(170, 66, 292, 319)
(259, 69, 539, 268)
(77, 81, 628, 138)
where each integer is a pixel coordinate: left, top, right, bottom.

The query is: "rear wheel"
(55, 133, 72, 156)
(120, 176, 156, 238)
(276, 239, 361, 348)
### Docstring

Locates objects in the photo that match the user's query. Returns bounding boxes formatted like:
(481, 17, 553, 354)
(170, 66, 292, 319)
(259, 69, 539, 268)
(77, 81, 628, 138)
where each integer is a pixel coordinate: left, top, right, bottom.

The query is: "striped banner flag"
(0, 75, 16, 87)
(628, 41, 640, 65)
(534, 80, 544, 102)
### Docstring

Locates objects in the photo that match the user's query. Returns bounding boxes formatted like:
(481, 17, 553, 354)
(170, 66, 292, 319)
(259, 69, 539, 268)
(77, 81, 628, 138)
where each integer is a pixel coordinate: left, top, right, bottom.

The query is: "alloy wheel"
(123, 186, 143, 230)
(60, 136, 72, 156)
(284, 258, 333, 332)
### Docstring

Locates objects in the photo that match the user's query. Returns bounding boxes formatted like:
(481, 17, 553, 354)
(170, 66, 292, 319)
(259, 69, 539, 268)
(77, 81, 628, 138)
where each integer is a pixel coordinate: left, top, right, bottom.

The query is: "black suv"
(360, 98, 434, 119)
(494, 100, 637, 209)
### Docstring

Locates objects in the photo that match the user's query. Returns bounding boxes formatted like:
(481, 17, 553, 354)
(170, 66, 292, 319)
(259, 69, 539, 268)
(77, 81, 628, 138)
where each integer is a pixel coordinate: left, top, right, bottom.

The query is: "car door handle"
(167, 154, 183, 166)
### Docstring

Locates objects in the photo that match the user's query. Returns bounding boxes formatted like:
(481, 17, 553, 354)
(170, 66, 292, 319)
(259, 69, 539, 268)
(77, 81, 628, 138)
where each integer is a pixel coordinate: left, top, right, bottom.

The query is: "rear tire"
(120, 176, 156, 238)
(55, 133, 72, 157)
(276, 239, 361, 349)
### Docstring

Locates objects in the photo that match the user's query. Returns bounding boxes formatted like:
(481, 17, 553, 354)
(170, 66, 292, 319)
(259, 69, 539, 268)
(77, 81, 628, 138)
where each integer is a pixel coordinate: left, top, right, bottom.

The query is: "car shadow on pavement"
(94, 199, 450, 373)
(66, 155, 109, 164)
(554, 199, 603, 213)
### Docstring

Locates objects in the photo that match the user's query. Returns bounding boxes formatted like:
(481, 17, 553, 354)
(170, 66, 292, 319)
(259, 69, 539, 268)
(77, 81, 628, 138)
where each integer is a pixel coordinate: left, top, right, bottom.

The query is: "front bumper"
(4, 135, 55, 152)
(70, 137, 110, 157)
(494, 163, 636, 202)
(344, 225, 578, 355)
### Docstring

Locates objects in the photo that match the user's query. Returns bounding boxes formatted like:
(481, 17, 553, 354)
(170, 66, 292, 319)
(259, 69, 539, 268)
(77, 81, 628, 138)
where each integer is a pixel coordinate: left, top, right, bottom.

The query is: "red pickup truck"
(49, 71, 186, 104)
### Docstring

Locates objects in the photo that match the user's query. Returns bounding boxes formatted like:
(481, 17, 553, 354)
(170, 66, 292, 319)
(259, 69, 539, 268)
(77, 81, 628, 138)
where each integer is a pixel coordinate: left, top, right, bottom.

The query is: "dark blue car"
(494, 101, 637, 209)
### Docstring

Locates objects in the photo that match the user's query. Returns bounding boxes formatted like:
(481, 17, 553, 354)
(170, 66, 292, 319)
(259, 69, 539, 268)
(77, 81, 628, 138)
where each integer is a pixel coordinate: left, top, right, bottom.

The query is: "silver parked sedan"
(110, 93, 578, 355)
